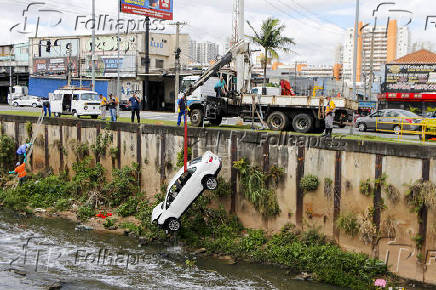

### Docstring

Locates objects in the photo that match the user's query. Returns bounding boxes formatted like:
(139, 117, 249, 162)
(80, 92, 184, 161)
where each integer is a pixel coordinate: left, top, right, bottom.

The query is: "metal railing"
(375, 117, 436, 142)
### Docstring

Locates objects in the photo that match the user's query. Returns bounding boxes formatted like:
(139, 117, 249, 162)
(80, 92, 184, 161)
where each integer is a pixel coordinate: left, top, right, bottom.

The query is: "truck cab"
(49, 88, 100, 118)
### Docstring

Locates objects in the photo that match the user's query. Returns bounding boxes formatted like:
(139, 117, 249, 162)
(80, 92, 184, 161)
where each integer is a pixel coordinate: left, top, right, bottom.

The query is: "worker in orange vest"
(9, 160, 27, 185)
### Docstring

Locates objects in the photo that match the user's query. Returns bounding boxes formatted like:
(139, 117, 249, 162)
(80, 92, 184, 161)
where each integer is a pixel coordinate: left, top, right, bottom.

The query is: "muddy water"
(0, 209, 344, 289)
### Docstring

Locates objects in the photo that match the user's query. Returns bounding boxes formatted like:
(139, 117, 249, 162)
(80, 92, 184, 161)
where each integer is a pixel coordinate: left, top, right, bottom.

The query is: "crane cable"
(25, 111, 45, 169)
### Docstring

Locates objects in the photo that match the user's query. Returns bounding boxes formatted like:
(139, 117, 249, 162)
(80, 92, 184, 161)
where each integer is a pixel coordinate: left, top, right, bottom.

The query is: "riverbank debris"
(75, 224, 94, 231)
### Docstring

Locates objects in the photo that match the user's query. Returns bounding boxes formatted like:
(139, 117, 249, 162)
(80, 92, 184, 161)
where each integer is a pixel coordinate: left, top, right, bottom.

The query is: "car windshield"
(180, 80, 195, 93)
(189, 157, 202, 165)
(401, 111, 418, 117)
(80, 93, 99, 101)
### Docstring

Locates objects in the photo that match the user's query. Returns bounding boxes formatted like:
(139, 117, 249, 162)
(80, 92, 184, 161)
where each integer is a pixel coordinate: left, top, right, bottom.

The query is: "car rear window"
(190, 157, 202, 165)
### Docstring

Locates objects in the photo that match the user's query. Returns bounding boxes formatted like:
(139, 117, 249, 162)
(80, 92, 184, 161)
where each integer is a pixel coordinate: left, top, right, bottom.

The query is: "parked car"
(49, 88, 100, 118)
(11, 96, 42, 108)
(119, 100, 131, 111)
(152, 151, 222, 232)
(355, 109, 421, 134)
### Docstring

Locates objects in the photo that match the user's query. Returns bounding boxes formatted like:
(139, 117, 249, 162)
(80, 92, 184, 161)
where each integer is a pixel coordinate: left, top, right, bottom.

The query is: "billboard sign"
(120, 0, 173, 20)
(32, 57, 78, 77)
(385, 64, 436, 93)
(84, 54, 136, 78)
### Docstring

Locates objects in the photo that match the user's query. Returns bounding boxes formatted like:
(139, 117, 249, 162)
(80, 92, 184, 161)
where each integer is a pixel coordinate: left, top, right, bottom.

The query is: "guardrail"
(375, 117, 436, 142)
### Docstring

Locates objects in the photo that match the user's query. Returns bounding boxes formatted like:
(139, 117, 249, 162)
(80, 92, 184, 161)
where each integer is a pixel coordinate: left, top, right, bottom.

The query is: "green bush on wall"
(300, 174, 319, 193)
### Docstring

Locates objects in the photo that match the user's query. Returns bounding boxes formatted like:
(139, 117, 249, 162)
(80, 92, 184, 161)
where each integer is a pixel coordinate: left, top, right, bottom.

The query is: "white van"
(49, 88, 100, 118)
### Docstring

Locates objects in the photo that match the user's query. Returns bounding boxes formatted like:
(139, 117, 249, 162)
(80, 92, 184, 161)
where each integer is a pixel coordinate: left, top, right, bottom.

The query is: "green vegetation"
(117, 196, 139, 217)
(359, 179, 373, 196)
(0, 135, 15, 174)
(233, 158, 283, 217)
(91, 130, 113, 159)
(25, 121, 33, 142)
(336, 213, 360, 237)
(300, 174, 319, 193)
(176, 147, 192, 168)
(405, 179, 436, 213)
(77, 204, 95, 221)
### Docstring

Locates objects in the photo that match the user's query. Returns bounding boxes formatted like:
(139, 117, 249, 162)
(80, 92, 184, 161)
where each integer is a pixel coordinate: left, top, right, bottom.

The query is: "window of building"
(155, 59, 164, 69)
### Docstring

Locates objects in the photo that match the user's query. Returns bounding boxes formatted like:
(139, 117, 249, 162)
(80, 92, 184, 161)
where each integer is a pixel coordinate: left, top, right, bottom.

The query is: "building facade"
(28, 32, 191, 111)
(0, 43, 29, 103)
(379, 49, 436, 114)
(342, 20, 410, 83)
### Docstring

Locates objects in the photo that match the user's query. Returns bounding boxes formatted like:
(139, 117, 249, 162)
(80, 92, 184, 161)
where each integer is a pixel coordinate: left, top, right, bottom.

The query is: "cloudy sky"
(1, 0, 435, 65)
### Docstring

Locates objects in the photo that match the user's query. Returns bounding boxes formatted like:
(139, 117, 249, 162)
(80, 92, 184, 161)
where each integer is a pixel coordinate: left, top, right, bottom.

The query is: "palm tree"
(247, 18, 294, 94)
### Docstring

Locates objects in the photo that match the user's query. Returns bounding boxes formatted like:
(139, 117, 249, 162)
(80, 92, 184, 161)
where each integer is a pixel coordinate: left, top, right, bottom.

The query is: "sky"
(1, 0, 436, 65)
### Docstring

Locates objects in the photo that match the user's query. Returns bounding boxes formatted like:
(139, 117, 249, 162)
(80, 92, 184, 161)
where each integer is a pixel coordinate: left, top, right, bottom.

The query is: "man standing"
(108, 94, 119, 122)
(177, 96, 187, 127)
(214, 76, 227, 98)
(42, 97, 51, 117)
(129, 93, 141, 123)
(322, 96, 336, 137)
(99, 94, 108, 121)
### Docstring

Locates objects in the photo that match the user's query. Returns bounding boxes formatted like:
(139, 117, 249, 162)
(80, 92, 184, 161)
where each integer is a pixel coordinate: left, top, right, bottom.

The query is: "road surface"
(0, 105, 423, 142)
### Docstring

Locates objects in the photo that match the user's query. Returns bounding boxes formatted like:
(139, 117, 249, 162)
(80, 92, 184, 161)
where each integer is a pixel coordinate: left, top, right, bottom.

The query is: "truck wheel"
(209, 116, 222, 126)
(292, 113, 313, 133)
(54, 112, 61, 117)
(267, 111, 289, 131)
(190, 108, 204, 127)
(73, 110, 78, 118)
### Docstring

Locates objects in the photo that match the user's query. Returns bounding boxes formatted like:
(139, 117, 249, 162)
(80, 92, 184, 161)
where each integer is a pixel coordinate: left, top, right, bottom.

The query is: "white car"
(12, 96, 42, 108)
(152, 151, 222, 232)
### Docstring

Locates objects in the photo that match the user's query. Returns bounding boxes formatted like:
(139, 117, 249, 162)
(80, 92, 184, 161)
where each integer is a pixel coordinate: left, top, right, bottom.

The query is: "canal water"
(0, 209, 344, 289)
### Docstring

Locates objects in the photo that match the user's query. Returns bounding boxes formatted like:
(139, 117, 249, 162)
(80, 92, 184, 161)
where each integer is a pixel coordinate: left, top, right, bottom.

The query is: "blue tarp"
(29, 78, 108, 98)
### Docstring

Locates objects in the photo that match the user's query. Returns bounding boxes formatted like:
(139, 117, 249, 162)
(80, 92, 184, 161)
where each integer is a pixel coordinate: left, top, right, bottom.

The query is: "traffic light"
(46, 40, 51, 52)
(175, 48, 181, 60)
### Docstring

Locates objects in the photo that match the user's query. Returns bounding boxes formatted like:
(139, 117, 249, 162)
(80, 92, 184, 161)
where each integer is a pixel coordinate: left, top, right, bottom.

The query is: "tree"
(247, 18, 294, 95)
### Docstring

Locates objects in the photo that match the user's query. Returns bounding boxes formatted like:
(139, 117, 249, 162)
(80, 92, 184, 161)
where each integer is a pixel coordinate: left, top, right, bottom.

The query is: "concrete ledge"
(1, 114, 435, 159)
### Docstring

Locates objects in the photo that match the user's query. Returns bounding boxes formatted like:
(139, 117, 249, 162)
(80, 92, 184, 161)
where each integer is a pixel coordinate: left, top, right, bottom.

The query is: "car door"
(50, 93, 63, 114)
(382, 111, 398, 130)
(367, 111, 384, 130)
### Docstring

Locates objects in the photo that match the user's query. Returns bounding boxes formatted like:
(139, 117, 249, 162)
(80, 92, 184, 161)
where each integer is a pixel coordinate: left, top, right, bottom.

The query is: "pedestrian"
(9, 160, 27, 185)
(42, 97, 51, 117)
(214, 76, 227, 98)
(16, 142, 32, 164)
(99, 94, 108, 120)
(177, 95, 187, 127)
(108, 94, 119, 122)
(129, 93, 141, 123)
(322, 96, 336, 137)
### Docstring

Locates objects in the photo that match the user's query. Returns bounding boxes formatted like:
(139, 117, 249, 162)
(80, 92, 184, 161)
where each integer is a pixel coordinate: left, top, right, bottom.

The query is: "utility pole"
(351, 0, 359, 135)
(66, 43, 72, 86)
(143, 17, 150, 111)
(170, 21, 186, 113)
(91, 0, 96, 91)
(117, 2, 121, 110)
(233, 0, 245, 92)
(368, 19, 376, 102)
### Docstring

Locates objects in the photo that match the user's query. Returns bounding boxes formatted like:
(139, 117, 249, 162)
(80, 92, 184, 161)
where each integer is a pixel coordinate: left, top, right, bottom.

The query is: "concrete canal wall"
(1, 114, 436, 285)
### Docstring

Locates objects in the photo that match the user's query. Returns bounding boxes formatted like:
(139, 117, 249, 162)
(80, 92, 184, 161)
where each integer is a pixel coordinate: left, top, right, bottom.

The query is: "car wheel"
(292, 113, 313, 133)
(32, 103, 37, 108)
(54, 112, 61, 117)
(203, 175, 218, 190)
(13, 102, 18, 107)
(267, 111, 289, 131)
(91, 115, 98, 119)
(190, 108, 204, 127)
(393, 125, 401, 135)
(166, 218, 181, 232)
(358, 123, 367, 132)
(73, 111, 78, 118)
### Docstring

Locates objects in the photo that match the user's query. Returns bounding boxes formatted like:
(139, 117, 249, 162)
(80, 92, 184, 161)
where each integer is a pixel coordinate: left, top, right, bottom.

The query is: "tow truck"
(183, 41, 358, 133)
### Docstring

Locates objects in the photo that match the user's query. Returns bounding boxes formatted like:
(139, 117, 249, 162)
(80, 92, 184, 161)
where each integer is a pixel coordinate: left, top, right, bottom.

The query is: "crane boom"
(183, 41, 249, 98)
